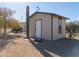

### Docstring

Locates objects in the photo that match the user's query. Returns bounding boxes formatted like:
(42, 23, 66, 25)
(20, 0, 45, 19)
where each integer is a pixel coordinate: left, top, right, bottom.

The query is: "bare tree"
(0, 8, 15, 36)
(66, 22, 77, 39)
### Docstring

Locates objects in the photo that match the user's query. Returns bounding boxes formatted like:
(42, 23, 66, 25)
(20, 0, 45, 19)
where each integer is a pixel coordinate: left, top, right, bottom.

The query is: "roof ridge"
(29, 11, 69, 19)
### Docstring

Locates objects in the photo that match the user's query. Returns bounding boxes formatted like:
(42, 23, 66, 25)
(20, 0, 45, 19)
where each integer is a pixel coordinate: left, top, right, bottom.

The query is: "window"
(58, 17, 62, 33)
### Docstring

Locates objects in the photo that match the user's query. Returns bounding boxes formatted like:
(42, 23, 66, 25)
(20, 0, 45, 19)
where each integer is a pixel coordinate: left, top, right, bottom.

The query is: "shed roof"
(29, 12, 69, 19)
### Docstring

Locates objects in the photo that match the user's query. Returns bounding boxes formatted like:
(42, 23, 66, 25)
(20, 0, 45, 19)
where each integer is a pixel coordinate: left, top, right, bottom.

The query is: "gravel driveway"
(32, 38, 79, 57)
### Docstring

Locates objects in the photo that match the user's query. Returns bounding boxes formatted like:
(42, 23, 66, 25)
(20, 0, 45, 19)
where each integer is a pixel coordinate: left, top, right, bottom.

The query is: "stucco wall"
(52, 15, 66, 40)
(29, 13, 51, 40)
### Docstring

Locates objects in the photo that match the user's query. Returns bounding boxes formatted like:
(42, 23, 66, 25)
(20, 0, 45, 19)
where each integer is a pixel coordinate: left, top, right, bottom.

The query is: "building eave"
(29, 12, 70, 20)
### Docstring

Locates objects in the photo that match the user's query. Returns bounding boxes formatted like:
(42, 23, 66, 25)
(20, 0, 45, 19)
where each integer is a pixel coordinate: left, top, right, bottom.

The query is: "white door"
(36, 20, 41, 38)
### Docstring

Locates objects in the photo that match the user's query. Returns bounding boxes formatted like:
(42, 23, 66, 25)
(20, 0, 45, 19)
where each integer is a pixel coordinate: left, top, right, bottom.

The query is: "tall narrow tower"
(26, 6, 29, 39)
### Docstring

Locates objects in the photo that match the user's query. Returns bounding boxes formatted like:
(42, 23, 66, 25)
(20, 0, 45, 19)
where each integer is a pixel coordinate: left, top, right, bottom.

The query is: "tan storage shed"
(29, 12, 69, 40)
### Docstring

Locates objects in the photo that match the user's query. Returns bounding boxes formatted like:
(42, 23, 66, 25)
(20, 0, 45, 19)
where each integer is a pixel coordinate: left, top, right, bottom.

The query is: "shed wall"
(29, 13, 51, 40)
(52, 15, 66, 40)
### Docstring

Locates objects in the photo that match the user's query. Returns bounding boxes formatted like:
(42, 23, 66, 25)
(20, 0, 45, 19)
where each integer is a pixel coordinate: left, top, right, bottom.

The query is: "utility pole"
(26, 6, 29, 39)
(21, 15, 22, 22)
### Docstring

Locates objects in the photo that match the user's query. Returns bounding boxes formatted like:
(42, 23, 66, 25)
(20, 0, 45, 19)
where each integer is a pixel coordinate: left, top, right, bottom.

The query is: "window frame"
(58, 17, 62, 34)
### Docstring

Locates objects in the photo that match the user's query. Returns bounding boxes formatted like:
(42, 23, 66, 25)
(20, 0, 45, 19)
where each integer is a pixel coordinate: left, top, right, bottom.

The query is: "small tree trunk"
(3, 16, 6, 36)
(69, 31, 73, 39)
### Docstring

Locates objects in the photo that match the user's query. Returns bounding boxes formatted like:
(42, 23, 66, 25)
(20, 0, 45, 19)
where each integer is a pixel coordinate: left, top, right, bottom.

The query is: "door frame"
(51, 15, 53, 40)
(35, 19, 42, 39)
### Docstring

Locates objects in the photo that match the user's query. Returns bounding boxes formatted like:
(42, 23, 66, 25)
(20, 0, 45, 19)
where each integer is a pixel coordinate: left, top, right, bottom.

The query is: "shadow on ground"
(0, 33, 23, 52)
(29, 38, 79, 57)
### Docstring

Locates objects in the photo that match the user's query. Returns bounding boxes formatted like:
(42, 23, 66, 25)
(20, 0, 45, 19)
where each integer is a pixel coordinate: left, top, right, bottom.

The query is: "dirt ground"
(0, 32, 79, 57)
(0, 33, 43, 57)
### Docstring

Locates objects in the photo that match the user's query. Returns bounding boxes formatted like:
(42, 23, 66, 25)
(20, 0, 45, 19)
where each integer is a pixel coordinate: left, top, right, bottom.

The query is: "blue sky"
(0, 2, 79, 22)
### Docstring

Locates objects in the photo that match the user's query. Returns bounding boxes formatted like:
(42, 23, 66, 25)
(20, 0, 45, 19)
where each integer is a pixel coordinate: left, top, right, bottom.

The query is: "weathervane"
(36, 6, 40, 12)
